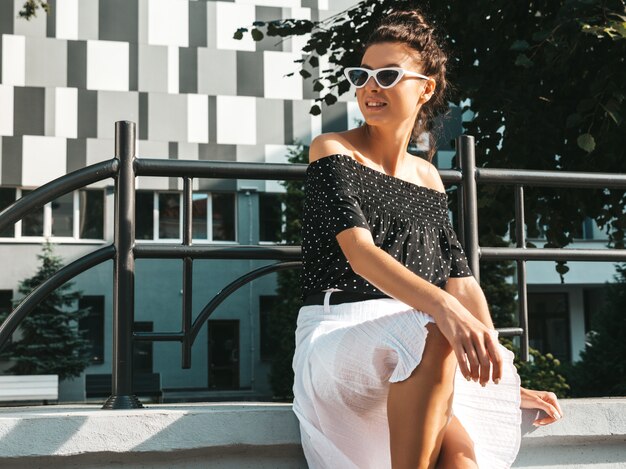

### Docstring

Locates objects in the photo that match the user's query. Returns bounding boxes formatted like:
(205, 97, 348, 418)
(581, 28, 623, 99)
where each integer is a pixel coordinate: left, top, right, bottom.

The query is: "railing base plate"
(102, 394, 144, 409)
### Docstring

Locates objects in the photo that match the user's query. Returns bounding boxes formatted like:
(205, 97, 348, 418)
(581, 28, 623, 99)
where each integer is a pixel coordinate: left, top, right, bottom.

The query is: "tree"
(0, 241, 92, 380)
(268, 143, 309, 400)
(235, 0, 626, 281)
(561, 262, 626, 396)
(17, 0, 49, 20)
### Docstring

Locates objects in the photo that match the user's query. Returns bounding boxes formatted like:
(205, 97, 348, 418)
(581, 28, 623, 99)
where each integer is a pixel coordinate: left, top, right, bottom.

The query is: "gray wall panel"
(99, 0, 138, 43)
(1, 136, 22, 185)
(236, 51, 264, 97)
(14, 87, 45, 136)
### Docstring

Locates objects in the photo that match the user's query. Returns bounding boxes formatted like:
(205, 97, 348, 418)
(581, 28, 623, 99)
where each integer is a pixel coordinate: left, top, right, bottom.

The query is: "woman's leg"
(435, 414, 478, 469)
(387, 322, 458, 469)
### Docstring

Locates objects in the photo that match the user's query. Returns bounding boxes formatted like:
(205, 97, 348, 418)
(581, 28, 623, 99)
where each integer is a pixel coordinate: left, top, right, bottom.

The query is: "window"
(259, 193, 283, 242)
(0, 188, 105, 240)
(78, 295, 105, 364)
(0, 290, 13, 345)
(259, 295, 279, 362)
(21, 189, 44, 236)
(0, 290, 13, 318)
(212, 192, 236, 241)
(158, 193, 180, 239)
(135, 190, 237, 242)
(51, 192, 73, 237)
(79, 190, 105, 239)
(192, 193, 208, 238)
(135, 190, 154, 240)
(0, 188, 16, 237)
(528, 292, 571, 362)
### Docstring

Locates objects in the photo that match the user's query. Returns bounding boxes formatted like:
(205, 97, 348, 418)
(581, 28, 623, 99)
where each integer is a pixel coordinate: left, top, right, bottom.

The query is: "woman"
(292, 8, 563, 469)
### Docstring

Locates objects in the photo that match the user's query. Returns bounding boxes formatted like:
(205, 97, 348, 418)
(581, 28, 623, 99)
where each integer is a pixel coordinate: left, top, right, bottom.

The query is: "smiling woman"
(292, 6, 562, 469)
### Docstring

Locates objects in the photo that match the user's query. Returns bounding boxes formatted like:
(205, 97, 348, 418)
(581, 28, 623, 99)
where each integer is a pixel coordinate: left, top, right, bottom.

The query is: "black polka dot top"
(300, 153, 474, 302)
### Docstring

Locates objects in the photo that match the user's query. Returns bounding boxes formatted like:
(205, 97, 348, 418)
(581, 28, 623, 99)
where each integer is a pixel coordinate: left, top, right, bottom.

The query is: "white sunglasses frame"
(343, 67, 430, 89)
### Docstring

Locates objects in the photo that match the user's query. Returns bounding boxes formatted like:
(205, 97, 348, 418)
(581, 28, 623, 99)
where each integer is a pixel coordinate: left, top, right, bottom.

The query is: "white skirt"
(291, 293, 522, 469)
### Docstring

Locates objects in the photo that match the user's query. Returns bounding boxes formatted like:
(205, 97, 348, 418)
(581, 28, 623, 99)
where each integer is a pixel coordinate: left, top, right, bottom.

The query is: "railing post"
(458, 135, 480, 284)
(103, 121, 142, 409)
(514, 186, 530, 361)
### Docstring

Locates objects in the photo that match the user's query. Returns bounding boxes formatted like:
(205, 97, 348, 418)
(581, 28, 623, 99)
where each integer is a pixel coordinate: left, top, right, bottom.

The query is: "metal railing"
(1, 120, 625, 409)
(456, 137, 626, 361)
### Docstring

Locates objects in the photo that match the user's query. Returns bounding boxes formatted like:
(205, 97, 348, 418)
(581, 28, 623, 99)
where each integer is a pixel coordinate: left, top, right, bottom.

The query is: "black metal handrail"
(0, 121, 625, 409)
(456, 135, 626, 361)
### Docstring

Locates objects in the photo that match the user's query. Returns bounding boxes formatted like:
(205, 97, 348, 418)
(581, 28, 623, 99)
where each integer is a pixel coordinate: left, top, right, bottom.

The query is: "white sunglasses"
(344, 67, 430, 89)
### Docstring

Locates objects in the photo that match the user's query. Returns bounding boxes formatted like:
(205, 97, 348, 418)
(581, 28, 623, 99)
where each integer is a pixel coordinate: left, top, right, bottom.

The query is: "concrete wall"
(0, 399, 623, 468)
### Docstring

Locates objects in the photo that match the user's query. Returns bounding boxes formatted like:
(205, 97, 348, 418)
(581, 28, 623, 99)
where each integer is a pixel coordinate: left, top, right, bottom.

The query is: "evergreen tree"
(0, 241, 92, 380)
(268, 143, 308, 400)
(563, 263, 626, 397)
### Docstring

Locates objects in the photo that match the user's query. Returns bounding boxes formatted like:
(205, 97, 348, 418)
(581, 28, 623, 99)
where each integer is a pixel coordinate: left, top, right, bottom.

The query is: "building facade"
(0, 0, 619, 402)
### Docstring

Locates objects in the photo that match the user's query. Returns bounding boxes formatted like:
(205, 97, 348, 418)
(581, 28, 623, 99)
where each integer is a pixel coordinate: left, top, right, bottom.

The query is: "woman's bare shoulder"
(416, 157, 446, 193)
(309, 132, 356, 164)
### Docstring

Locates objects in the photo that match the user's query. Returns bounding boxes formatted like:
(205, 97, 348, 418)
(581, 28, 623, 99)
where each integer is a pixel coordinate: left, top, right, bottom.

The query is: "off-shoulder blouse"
(300, 153, 473, 302)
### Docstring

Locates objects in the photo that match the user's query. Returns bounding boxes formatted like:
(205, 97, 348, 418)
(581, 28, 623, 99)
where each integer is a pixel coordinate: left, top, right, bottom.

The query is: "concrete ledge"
(0, 398, 624, 468)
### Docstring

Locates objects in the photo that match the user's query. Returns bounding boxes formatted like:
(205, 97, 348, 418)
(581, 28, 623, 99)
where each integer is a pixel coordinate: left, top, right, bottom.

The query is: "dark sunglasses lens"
(376, 69, 400, 87)
(348, 70, 369, 86)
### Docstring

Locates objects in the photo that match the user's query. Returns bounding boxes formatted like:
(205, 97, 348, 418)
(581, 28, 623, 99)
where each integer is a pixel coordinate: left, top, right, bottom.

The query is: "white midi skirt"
(291, 294, 522, 469)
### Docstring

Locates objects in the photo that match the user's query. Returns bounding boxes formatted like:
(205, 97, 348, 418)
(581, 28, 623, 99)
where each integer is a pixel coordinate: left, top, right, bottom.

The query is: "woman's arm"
(444, 277, 565, 423)
(340, 229, 503, 386)
(443, 276, 494, 330)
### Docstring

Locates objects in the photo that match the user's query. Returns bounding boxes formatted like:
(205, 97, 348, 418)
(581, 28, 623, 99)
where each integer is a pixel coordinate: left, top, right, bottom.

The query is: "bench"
(0, 375, 58, 404)
(85, 373, 162, 402)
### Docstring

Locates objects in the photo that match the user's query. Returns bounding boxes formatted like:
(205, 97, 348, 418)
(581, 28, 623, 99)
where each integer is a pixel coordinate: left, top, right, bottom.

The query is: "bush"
(500, 337, 571, 398)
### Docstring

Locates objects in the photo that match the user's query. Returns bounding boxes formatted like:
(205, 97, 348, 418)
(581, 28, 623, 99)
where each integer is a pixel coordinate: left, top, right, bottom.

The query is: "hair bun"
(387, 9, 429, 26)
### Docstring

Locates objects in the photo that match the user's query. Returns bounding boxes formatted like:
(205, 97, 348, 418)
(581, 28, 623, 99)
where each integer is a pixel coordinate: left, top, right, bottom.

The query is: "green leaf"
(577, 98, 595, 113)
(313, 81, 324, 92)
(310, 104, 321, 116)
(577, 133, 596, 152)
(555, 262, 569, 275)
(323, 93, 337, 105)
(315, 44, 327, 55)
(514, 53, 534, 68)
(510, 40, 530, 51)
(601, 100, 623, 126)
(251, 28, 264, 41)
(299, 69, 312, 79)
(308, 55, 319, 67)
(531, 29, 551, 42)
(336, 80, 351, 94)
(566, 113, 583, 128)
(233, 29, 245, 40)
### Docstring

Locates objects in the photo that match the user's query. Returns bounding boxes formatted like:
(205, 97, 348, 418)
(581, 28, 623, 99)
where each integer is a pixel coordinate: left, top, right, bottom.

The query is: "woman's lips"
(365, 102, 388, 111)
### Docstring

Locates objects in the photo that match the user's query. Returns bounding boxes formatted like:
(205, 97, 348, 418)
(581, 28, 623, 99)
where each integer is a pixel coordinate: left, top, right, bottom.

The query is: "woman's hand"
(520, 386, 564, 426)
(435, 296, 502, 387)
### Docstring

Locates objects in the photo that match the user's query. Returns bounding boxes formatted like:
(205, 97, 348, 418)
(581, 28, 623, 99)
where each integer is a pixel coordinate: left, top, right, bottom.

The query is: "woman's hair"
(361, 8, 452, 163)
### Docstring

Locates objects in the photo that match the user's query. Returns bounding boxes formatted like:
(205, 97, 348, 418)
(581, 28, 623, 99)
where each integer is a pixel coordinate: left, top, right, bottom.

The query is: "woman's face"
(356, 42, 435, 129)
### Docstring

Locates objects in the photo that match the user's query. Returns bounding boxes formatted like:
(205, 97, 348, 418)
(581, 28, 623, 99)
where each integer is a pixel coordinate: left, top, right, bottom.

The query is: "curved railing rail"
(1, 120, 625, 409)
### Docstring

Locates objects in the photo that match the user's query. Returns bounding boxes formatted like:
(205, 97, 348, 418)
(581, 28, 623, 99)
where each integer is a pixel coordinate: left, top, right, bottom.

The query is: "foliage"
(17, 0, 49, 19)
(500, 338, 571, 397)
(560, 263, 626, 396)
(236, 0, 626, 282)
(477, 233, 518, 328)
(267, 143, 309, 401)
(0, 241, 92, 380)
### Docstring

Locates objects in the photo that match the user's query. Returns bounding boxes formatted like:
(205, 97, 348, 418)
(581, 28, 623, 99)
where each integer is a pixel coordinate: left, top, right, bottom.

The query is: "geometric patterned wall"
(0, 0, 362, 192)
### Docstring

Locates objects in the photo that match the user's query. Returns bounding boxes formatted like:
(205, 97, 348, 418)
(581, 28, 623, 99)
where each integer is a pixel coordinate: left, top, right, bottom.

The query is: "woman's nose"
(363, 75, 380, 90)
